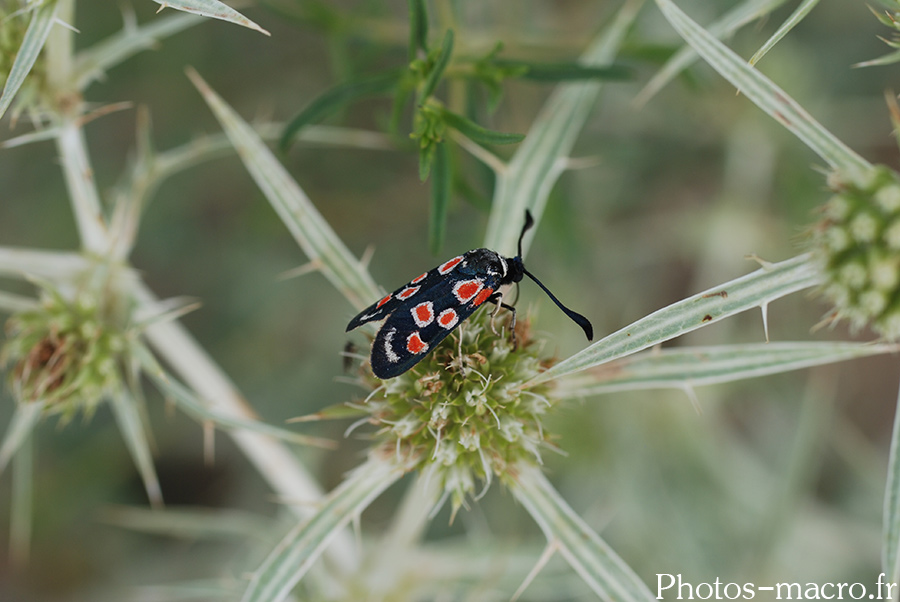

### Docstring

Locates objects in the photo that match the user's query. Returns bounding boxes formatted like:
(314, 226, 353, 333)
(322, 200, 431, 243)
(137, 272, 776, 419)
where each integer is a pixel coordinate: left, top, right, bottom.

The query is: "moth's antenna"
(523, 267, 593, 341)
(517, 210, 535, 259)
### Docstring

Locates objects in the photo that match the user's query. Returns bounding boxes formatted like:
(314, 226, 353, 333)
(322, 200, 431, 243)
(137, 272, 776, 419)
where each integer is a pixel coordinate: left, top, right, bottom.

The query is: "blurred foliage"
(1, 0, 900, 600)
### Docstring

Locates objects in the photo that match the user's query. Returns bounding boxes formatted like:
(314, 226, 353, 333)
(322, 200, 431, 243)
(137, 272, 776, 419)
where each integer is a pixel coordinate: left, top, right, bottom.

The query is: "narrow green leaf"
(884, 377, 900, 585)
(241, 456, 412, 602)
(556, 342, 899, 399)
(429, 141, 450, 255)
(484, 0, 644, 256)
(0, 0, 59, 121)
(509, 464, 655, 602)
(749, 0, 822, 66)
(407, 0, 428, 60)
(654, 0, 872, 179)
(635, 0, 787, 107)
(74, 10, 202, 90)
(151, 0, 270, 35)
(418, 138, 435, 181)
(279, 71, 400, 152)
(419, 28, 454, 102)
(187, 68, 381, 311)
(441, 109, 525, 146)
(0, 402, 44, 476)
(109, 387, 163, 508)
(524, 254, 824, 388)
(494, 60, 632, 82)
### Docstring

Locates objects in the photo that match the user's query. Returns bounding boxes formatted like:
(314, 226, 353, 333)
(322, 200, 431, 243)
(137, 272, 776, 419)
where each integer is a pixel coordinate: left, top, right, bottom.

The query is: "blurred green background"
(3, 0, 900, 600)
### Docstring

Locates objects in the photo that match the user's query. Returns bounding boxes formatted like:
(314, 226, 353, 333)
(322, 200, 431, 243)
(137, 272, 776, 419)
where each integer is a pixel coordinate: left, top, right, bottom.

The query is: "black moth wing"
(346, 263, 450, 332)
(370, 269, 504, 379)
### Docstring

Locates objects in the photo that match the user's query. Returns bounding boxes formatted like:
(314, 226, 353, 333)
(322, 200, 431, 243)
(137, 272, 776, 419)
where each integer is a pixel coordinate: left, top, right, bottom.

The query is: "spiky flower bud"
(3, 271, 132, 419)
(359, 313, 555, 513)
(813, 165, 900, 337)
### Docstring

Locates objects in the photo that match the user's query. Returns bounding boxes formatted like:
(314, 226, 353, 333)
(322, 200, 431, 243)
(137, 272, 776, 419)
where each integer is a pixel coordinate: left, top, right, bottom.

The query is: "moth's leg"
(487, 291, 517, 347)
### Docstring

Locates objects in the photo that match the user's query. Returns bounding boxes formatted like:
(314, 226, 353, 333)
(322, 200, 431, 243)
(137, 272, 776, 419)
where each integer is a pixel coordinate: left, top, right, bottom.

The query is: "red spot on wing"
(473, 287, 493, 307)
(406, 331, 428, 354)
(412, 301, 434, 327)
(438, 256, 463, 274)
(438, 309, 458, 329)
(410, 272, 428, 284)
(396, 286, 420, 300)
(453, 279, 483, 303)
(376, 294, 392, 308)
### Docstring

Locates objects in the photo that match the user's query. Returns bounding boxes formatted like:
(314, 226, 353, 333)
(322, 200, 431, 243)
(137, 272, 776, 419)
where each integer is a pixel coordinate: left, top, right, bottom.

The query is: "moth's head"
(505, 256, 525, 285)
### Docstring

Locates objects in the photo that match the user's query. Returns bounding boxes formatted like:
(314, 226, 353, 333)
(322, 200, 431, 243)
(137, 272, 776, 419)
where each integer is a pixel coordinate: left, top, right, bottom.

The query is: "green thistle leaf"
(280, 70, 401, 152)
(418, 28, 454, 102)
(441, 109, 525, 146)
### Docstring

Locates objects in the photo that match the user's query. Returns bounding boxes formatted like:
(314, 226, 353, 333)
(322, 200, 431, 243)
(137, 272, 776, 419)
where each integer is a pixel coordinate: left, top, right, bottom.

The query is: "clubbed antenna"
(517, 210, 535, 259)
(517, 210, 593, 341)
(523, 268, 594, 341)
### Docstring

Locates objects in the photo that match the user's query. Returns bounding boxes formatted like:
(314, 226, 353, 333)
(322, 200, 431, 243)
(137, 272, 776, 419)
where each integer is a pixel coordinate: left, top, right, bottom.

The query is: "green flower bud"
(812, 165, 900, 338)
(3, 270, 133, 418)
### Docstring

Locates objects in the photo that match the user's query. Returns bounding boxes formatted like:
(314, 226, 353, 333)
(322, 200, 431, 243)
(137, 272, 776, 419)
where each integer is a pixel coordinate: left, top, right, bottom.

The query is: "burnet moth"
(346, 211, 593, 379)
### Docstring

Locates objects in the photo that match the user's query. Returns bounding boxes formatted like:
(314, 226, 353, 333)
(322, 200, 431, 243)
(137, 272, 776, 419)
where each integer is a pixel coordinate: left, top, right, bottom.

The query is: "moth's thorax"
(460, 248, 524, 286)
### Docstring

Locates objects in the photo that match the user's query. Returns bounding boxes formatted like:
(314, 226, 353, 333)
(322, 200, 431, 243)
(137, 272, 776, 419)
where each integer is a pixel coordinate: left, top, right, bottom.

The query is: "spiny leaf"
(109, 388, 163, 508)
(151, 0, 269, 35)
(510, 464, 656, 602)
(187, 68, 381, 310)
(556, 342, 900, 398)
(241, 457, 413, 602)
(525, 254, 824, 387)
(749, 0, 822, 66)
(654, 0, 872, 178)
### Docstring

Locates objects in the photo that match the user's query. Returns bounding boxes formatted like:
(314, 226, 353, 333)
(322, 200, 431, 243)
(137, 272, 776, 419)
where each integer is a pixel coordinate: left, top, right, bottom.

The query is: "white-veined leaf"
(483, 0, 644, 256)
(186, 68, 381, 311)
(151, 0, 269, 35)
(557, 341, 898, 398)
(509, 463, 655, 602)
(241, 456, 413, 602)
(654, 0, 872, 179)
(525, 254, 823, 387)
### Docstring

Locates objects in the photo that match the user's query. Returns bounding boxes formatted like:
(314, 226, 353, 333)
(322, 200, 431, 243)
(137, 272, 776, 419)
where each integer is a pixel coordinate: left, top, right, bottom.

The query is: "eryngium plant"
(354, 314, 553, 515)
(3, 266, 132, 418)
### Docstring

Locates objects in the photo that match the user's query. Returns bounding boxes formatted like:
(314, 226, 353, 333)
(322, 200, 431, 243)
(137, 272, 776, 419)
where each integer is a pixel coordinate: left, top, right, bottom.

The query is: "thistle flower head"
(359, 311, 556, 513)
(812, 165, 900, 337)
(3, 264, 134, 419)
